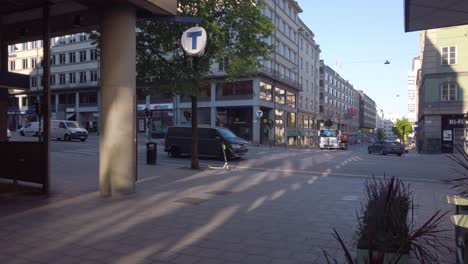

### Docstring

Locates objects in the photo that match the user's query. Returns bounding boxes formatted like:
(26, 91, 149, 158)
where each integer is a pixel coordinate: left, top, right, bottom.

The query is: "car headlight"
(231, 144, 241, 149)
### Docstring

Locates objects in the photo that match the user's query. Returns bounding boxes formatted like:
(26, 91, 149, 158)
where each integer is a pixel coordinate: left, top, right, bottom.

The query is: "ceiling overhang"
(0, 72, 30, 90)
(405, 0, 468, 32)
(0, 0, 177, 44)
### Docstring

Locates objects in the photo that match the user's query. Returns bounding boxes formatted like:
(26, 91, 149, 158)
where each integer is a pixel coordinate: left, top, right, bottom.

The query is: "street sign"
(181, 26, 207, 57)
(256, 110, 263, 119)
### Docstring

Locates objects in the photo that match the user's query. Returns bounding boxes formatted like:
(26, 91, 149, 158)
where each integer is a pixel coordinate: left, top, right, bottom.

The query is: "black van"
(164, 126, 248, 159)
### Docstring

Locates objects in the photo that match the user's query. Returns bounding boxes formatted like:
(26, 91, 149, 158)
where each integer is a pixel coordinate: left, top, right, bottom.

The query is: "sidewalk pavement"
(0, 152, 457, 264)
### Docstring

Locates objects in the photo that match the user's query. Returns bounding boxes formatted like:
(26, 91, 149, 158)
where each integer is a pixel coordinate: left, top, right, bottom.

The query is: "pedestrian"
(416, 137, 423, 154)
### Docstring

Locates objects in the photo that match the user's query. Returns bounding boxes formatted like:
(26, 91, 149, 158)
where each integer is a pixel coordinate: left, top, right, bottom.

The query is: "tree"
(393, 118, 413, 141)
(136, 0, 275, 169)
(376, 128, 384, 140)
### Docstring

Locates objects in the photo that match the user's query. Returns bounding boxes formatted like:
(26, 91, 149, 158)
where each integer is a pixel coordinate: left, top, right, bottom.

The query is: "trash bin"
(146, 142, 157, 165)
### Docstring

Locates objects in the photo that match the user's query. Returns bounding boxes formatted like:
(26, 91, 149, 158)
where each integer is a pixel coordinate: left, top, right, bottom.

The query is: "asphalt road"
(10, 131, 455, 184)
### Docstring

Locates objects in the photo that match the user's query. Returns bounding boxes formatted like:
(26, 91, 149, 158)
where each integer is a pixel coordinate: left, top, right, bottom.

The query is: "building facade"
(407, 56, 421, 125)
(140, 0, 319, 146)
(318, 60, 360, 136)
(357, 90, 377, 131)
(297, 18, 321, 146)
(418, 25, 468, 153)
(7, 33, 99, 131)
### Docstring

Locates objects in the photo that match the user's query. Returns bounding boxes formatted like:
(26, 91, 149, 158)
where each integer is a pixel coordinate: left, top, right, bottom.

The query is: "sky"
(296, 0, 420, 116)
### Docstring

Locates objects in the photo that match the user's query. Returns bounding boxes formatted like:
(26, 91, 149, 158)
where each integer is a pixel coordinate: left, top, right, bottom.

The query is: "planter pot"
(355, 248, 408, 264)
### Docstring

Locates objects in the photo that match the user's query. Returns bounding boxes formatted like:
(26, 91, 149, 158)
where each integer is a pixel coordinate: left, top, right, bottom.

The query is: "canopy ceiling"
(1, 0, 177, 44)
(405, 0, 468, 32)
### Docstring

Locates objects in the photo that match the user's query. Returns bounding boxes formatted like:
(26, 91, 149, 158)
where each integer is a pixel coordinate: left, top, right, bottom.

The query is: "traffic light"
(34, 100, 41, 116)
(183, 111, 191, 121)
(145, 108, 152, 118)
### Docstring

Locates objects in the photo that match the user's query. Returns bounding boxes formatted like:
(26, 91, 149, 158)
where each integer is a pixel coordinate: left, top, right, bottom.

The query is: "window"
(90, 70, 98, 82)
(22, 42, 28, 50)
(50, 74, 56, 85)
(90, 49, 99, 61)
(9, 45, 16, 52)
(79, 51, 87, 62)
(59, 36, 66, 44)
(31, 58, 37, 68)
(69, 72, 76, 84)
(79, 71, 87, 83)
(79, 33, 87, 42)
(9, 61, 15, 71)
(59, 53, 66, 64)
(288, 112, 296, 128)
(259, 82, 272, 102)
(287, 91, 296, 108)
(51, 55, 56, 65)
(59, 74, 66, 85)
(69, 52, 76, 63)
(39, 75, 43, 86)
(441, 46, 456, 65)
(441, 83, 457, 101)
(22, 59, 28, 69)
(31, 41, 37, 49)
(69, 34, 76, 43)
(218, 58, 229, 72)
(275, 87, 286, 105)
(31, 76, 37, 87)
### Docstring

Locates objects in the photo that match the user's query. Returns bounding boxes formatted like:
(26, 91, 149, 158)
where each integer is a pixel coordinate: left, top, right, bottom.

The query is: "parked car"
(368, 140, 405, 156)
(19, 122, 41, 136)
(51, 120, 88, 142)
(6, 129, 10, 140)
(164, 126, 248, 160)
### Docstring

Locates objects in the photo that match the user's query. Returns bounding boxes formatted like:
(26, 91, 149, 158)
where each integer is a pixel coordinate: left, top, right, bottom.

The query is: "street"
(0, 133, 457, 263)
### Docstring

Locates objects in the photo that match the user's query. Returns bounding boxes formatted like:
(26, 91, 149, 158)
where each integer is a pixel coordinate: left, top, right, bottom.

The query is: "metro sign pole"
(181, 26, 207, 169)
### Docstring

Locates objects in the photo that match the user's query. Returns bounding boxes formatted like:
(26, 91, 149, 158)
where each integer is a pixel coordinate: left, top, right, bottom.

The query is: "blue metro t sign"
(181, 26, 207, 57)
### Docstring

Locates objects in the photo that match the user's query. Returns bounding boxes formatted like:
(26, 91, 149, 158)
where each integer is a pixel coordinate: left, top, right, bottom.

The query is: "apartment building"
(407, 56, 421, 125)
(297, 18, 321, 146)
(417, 25, 468, 153)
(318, 61, 360, 135)
(7, 33, 99, 131)
(357, 90, 377, 132)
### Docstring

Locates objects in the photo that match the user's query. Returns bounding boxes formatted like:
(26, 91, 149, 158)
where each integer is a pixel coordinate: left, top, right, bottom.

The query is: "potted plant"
(324, 176, 451, 264)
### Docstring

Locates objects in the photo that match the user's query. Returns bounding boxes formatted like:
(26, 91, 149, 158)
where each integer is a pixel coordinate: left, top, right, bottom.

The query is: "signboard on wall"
(443, 130, 452, 141)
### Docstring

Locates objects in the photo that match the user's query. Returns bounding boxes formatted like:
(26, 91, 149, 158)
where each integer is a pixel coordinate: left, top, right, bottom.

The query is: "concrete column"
(99, 4, 137, 196)
(55, 94, 59, 119)
(210, 107, 216, 127)
(210, 82, 216, 127)
(75, 92, 80, 125)
(0, 37, 8, 141)
(252, 105, 260, 145)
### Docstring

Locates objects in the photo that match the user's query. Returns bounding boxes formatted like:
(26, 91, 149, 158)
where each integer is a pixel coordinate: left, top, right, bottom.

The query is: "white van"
(19, 122, 41, 136)
(51, 120, 88, 142)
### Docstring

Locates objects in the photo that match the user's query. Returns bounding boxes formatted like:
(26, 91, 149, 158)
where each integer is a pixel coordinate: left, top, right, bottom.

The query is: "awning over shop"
(288, 130, 306, 137)
(405, 0, 468, 32)
(0, 71, 30, 90)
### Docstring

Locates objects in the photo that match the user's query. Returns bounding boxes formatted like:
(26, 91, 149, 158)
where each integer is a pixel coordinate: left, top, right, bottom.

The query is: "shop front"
(441, 114, 467, 153)
(216, 107, 253, 141)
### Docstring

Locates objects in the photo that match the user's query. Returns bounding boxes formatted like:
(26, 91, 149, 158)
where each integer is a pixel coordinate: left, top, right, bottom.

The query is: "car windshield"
(65, 121, 80, 128)
(320, 130, 338, 137)
(218, 128, 238, 139)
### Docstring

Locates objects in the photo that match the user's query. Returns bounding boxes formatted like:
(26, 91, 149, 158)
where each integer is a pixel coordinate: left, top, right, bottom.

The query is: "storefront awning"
(405, 0, 468, 32)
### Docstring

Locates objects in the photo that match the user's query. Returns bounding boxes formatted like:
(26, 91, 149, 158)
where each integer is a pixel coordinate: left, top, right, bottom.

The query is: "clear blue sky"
(297, 0, 420, 116)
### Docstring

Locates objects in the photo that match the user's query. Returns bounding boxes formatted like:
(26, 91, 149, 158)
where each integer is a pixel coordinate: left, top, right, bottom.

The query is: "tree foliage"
(136, 0, 275, 96)
(393, 118, 413, 140)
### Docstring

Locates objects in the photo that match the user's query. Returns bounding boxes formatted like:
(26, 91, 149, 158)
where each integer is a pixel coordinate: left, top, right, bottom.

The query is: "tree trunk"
(191, 95, 199, 169)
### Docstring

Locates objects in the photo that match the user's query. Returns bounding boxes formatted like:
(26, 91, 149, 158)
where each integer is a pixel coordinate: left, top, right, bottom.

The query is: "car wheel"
(80, 139, 86, 142)
(20, 131, 25, 136)
(382, 151, 387, 155)
(34, 131, 38, 137)
(56, 138, 61, 141)
(398, 153, 402, 156)
(64, 134, 71, 141)
(170, 147, 180, 158)
(368, 148, 372, 154)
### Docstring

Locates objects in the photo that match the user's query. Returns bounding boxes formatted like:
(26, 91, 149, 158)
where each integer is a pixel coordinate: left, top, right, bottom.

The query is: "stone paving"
(0, 148, 458, 264)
